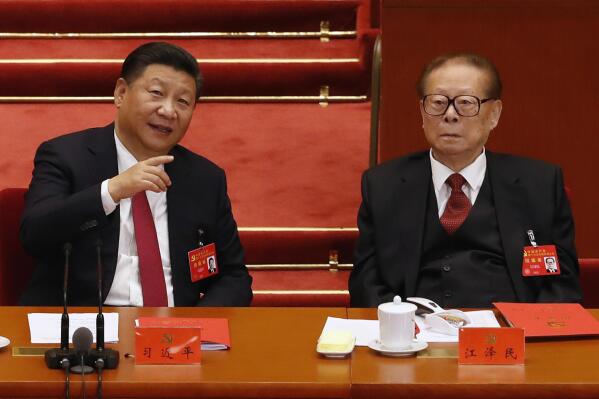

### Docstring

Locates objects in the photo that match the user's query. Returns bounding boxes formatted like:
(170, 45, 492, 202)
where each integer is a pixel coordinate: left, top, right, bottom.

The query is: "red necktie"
(440, 173, 472, 235)
(132, 191, 168, 306)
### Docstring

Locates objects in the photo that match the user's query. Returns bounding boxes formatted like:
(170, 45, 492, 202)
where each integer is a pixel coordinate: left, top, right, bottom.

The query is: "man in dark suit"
(20, 42, 252, 306)
(349, 53, 581, 308)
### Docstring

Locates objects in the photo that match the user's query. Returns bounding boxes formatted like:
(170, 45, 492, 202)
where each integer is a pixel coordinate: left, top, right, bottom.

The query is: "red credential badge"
(522, 245, 560, 276)
(188, 243, 219, 282)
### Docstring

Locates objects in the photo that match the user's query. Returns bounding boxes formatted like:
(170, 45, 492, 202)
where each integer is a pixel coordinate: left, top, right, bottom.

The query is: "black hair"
(120, 42, 202, 99)
(417, 53, 502, 99)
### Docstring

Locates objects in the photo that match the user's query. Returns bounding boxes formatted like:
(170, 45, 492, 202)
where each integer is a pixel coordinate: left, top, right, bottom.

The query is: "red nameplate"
(137, 317, 231, 349)
(522, 245, 560, 276)
(458, 327, 524, 365)
(135, 327, 201, 364)
(188, 243, 218, 282)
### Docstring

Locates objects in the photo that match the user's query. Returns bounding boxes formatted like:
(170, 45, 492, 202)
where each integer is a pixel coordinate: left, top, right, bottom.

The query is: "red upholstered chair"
(0, 188, 34, 305)
(579, 258, 599, 308)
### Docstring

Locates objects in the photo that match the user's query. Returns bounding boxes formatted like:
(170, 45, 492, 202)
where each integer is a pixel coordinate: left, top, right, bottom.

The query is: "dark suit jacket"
(349, 150, 582, 307)
(20, 123, 252, 306)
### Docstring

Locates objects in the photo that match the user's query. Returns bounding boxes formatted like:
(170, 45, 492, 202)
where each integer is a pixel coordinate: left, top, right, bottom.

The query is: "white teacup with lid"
(378, 295, 417, 350)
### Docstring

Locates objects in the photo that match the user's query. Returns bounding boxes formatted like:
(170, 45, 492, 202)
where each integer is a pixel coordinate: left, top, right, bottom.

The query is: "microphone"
(71, 327, 94, 399)
(88, 238, 119, 370)
(70, 327, 93, 374)
(45, 243, 77, 369)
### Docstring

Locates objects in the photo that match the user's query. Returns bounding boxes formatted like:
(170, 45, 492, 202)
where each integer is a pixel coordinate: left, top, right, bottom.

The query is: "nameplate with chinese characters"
(458, 327, 524, 365)
(135, 327, 202, 364)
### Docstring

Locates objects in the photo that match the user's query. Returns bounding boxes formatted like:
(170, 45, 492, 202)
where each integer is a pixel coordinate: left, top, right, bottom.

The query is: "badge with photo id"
(522, 245, 560, 276)
(188, 243, 219, 282)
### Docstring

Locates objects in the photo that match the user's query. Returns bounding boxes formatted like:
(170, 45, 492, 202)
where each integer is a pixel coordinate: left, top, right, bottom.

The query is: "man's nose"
(443, 102, 459, 123)
(158, 100, 177, 119)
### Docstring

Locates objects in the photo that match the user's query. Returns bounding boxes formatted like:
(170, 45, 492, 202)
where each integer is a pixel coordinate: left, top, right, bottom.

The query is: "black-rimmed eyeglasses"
(422, 94, 495, 117)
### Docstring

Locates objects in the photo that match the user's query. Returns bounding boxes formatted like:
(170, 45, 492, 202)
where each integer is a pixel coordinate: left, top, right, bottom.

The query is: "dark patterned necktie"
(440, 173, 472, 235)
(132, 191, 168, 306)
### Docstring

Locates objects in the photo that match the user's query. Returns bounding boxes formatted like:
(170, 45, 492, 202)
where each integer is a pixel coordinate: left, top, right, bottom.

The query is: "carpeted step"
(0, 31, 378, 97)
(0, 59, 369, 97)
(0, 38, 362, 59)
(0, 102, 370, 227)
(250, 270, 350, 307)
(251, 270, 350, 290)
(0, 0, 364, 33)
(241, 228, 357, 265)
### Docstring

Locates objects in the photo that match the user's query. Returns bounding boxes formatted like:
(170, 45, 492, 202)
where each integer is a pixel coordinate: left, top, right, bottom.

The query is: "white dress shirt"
(100, 132, 174, 307)
(430, 149, 487, 217)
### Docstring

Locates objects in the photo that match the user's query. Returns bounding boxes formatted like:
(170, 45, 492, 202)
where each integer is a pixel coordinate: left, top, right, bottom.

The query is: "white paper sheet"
(322, 317, 379, 346)
(28, 313, 119, 344)
(321, 310, 500, 345)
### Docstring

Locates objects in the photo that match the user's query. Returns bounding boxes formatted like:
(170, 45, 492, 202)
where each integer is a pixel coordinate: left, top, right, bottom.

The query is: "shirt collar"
(113, 129, 165, 173)
(430, 148, 487, 192)
(114, 130, 138, 172)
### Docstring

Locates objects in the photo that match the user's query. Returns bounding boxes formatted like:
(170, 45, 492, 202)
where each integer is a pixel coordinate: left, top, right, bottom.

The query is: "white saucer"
(368, 340, 428, 357)
(0, 336, 10, 349)
(316, 349, 353, 359)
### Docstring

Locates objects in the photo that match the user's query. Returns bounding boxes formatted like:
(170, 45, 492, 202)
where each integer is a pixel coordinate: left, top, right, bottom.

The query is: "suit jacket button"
(442, 265, 451, 272)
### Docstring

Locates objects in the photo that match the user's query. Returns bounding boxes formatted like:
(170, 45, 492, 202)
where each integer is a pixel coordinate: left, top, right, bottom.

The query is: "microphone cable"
(80, 353, 87, 399)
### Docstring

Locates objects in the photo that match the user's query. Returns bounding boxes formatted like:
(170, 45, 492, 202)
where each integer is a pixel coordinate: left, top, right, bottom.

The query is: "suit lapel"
(85, 123, 120, 297)
(397, 153, 431, 296)
(487, 151, 529, 299)
(86, 123, 119, 184)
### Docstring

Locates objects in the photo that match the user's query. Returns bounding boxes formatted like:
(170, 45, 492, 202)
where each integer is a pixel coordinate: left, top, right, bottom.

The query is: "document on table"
(321, 310, 500, 345)
(28, 313, 119, 344)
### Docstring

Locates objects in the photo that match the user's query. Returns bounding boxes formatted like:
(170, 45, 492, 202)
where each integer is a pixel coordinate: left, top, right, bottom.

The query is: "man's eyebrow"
(147, 77, 194, 95)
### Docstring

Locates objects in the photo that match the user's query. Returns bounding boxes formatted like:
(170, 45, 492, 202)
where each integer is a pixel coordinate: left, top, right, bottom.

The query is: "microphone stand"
(88, 238, 119, 378)
(60, 243, 71, 352)
(45, 242, 77, 399)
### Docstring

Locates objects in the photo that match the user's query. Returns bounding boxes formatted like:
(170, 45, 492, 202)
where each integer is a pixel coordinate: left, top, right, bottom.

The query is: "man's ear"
(488, 99, 503, 130)
(114, 78, 128, 108)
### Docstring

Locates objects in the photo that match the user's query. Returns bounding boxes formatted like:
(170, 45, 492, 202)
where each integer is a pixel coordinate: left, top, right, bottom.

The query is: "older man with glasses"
(349, 53, 581, 308)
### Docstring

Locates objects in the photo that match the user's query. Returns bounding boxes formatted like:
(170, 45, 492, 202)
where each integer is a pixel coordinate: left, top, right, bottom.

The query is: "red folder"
(493, 302, 599, 337)
(136, 317, 230, 349)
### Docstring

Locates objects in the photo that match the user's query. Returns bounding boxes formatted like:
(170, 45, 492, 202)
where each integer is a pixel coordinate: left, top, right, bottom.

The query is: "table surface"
(1, 307, 599, 398)
(0, 306, 350, 398)
(348, 308, 599, 399)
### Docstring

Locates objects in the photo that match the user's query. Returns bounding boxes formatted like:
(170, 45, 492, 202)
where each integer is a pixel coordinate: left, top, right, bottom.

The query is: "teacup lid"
(378, 295, 417, 314)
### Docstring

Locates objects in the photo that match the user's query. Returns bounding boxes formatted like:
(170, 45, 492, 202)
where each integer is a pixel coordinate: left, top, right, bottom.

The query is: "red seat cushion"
(580, 258, 599, 308)
(0, 188, 34, 305)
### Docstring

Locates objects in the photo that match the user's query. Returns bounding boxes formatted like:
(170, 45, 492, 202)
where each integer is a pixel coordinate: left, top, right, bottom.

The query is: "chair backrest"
(0, 188, 34, 305)
(579, 258, 599, 308)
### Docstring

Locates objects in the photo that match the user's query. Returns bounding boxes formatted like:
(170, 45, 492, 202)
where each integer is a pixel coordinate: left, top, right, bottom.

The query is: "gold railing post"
(369, 34, 382, 168)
